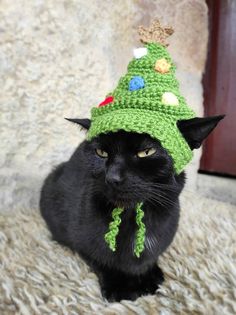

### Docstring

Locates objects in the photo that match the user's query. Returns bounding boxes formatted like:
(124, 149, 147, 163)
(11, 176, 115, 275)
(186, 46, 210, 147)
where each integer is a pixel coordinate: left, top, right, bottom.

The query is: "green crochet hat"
(87, 20, 196, 258)
(88, 19, 196, 174)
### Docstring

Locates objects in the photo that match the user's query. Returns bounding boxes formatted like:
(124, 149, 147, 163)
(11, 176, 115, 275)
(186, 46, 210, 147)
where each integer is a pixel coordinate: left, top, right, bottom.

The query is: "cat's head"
(66, 116, 224, 208)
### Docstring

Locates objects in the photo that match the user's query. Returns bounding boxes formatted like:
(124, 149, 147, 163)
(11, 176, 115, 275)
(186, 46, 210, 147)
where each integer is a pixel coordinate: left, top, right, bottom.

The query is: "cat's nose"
(105, 173, 124, 187)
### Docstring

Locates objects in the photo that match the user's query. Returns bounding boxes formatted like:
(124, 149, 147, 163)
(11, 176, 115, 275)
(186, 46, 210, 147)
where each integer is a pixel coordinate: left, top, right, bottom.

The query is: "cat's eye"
(137, 148, 156, 158)
(96, 148, 108, 158)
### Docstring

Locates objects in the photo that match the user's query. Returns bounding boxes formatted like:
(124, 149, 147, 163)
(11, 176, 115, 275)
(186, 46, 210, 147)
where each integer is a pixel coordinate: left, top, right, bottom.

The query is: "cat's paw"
(101, 265, 164, 302)
(102, 286, 142, 302)
(101, 281, 162, 302)
(142, 264, 164, 294)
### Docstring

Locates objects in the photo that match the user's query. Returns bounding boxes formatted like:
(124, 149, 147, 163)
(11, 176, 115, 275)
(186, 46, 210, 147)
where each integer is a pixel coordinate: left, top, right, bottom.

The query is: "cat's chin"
(106, 194, 141, 209)
(105, 186, 143, 209)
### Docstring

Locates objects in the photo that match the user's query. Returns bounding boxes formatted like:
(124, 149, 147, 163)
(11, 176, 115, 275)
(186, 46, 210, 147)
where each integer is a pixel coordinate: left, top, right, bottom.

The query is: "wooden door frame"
(200, 0, 221, 172)
(200, 0, 236, 176)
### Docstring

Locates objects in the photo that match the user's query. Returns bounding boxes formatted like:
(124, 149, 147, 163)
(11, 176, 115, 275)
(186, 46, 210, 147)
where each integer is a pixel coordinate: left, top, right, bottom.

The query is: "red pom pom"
(98, 96, 114, 107)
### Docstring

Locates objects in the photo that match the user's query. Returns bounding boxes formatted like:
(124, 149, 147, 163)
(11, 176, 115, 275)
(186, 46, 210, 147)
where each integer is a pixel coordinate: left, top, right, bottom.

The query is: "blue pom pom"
(129, 76, 145, 91)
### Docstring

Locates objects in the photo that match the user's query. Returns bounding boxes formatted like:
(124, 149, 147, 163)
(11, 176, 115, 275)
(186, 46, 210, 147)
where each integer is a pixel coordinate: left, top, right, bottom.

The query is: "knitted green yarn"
(134, 202, 146, 258)
(87, 42, 196, 174)
(104, 207, 124, 252)
(104, 203, 146, 258)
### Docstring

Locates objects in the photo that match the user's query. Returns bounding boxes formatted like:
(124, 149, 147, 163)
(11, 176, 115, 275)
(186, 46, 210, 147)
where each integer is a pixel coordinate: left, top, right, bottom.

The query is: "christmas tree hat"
(87, 19, 196, 174)
(87, 20, 196, 258)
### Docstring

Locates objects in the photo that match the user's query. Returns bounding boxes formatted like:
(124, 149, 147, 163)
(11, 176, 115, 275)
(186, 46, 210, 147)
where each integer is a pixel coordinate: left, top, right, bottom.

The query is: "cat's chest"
(144, 232, 159, 252)
(106, 209, 160, 254)
(78, 200, 170, 257)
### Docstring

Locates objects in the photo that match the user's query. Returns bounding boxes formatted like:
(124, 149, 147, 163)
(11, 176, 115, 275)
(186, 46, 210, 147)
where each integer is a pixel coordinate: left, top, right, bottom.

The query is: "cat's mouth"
(112, 198, 138, 209)
(105, 189, 141, 209)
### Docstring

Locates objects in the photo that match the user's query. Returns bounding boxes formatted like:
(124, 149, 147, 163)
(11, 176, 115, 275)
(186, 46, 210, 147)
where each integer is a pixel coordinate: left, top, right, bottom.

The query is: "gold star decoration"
(154, 58, 171, 73)
(138, 19, 174, 47)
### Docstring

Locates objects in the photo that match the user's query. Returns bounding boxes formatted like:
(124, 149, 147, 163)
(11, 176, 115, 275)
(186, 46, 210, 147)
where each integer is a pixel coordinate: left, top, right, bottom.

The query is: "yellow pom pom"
(154, 58, 171, 74)
(161, 92, 179, 106)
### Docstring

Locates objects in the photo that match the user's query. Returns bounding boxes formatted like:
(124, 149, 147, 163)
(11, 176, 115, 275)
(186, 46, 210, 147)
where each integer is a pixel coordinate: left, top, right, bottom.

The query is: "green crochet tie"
(104, 202, 146, 258)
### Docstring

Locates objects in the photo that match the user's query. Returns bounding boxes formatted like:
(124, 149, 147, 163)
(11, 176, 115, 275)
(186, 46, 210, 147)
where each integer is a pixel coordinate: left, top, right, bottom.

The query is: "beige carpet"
(0, 191, 235, 315)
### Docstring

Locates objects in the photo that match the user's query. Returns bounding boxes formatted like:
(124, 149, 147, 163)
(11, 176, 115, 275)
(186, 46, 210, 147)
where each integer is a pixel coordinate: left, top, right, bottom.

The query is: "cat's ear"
(177, 115, 225, 150)
(65, 118, 91, 130)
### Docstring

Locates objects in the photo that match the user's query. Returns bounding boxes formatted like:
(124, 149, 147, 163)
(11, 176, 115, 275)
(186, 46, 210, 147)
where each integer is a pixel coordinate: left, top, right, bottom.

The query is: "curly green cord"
(104, 203, 146, 258)
(134, 202, 146, 258)
(104, 207, 124, 251)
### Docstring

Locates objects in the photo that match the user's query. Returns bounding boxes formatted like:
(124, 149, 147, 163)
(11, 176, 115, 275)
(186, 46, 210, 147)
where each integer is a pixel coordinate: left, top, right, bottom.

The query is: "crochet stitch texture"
(88, 42, 196, 174)
(104, 203, 145, 258)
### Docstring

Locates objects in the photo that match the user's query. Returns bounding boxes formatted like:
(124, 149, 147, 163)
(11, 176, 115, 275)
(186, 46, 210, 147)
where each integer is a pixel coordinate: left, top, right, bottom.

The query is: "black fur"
(177, 115, 224, 149)
(40, 115, 223, 302)
(65, 118, 91, 130)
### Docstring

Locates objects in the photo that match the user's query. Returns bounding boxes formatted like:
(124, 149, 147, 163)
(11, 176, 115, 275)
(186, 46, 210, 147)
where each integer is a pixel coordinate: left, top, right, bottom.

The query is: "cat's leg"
(94, 263, 164, 302)
(139, 263, 164, 295)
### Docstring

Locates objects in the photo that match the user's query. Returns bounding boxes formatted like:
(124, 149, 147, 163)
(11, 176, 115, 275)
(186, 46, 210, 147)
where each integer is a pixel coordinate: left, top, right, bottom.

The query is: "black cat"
(40, 115, 223, 302)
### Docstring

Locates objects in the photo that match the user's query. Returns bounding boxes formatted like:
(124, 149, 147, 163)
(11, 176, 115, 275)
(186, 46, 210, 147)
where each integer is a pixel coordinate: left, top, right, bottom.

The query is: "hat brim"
(87, 109, 193, 174)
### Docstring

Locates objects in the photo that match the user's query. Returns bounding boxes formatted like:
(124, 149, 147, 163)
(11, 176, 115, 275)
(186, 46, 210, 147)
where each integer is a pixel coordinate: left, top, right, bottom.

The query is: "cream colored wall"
(0, 0, 208, 210)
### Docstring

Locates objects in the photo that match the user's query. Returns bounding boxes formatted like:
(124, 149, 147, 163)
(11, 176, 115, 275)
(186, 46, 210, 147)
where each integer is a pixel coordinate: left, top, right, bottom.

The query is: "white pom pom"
(161, 92, 179, 106)
(133, 47, 148, 59)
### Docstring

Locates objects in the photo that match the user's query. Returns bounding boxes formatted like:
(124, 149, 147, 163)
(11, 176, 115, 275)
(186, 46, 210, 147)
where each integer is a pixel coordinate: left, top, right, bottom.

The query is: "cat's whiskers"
(148, 192, 177, 206)
(78, 179, 178, 211)
(147, 197, 171, 209)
